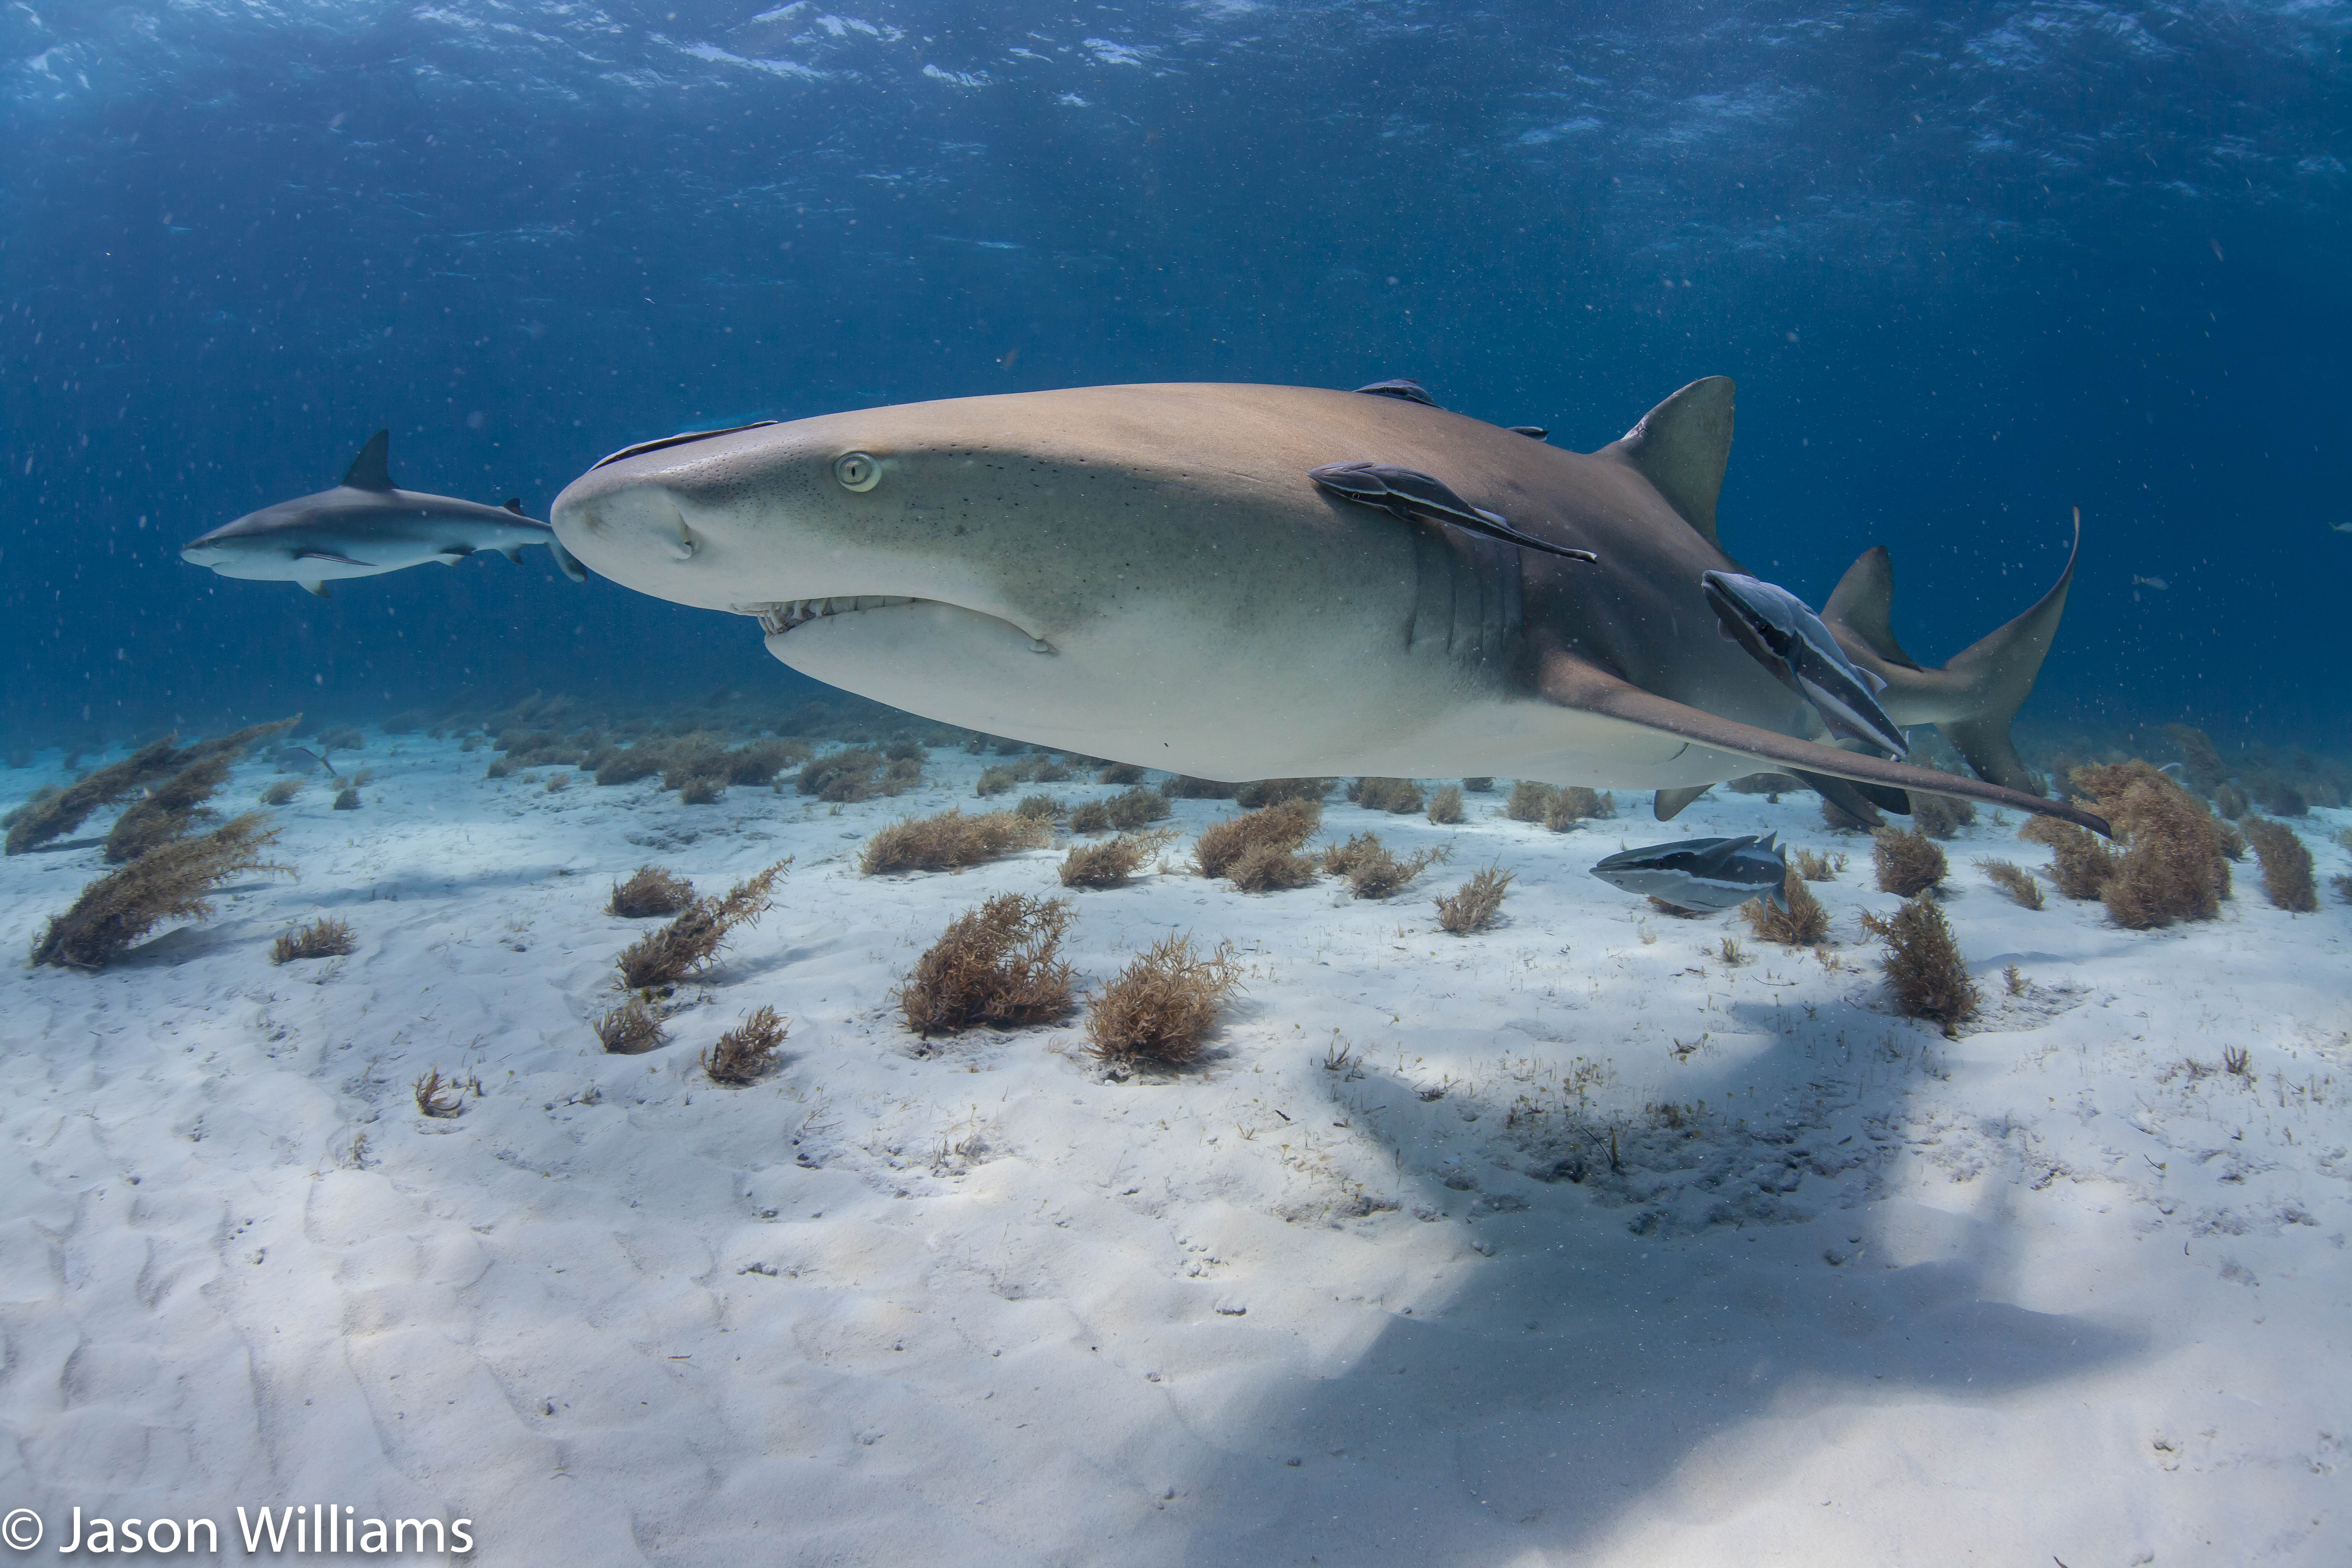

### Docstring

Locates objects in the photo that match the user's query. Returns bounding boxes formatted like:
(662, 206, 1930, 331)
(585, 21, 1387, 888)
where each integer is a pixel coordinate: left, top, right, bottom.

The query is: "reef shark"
(183, 431, 586, 597)
(548, 381, 2109, 834)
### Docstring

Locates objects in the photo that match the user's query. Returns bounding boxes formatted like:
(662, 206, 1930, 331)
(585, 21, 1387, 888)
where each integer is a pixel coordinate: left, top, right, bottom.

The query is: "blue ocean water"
(3, 1, 2346, 750)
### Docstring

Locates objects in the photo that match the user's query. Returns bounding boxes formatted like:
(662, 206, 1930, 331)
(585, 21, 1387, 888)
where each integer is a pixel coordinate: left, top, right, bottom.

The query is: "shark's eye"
(833, 451, 881, 493)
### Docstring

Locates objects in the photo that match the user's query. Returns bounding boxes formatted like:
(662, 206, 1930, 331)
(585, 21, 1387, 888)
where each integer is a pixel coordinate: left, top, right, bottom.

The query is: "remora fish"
(548, 379, 2111, 836)
(1592, 833, 1789, 913)
(183, 431, 587, 598)
(1702, 569, 1907, 757)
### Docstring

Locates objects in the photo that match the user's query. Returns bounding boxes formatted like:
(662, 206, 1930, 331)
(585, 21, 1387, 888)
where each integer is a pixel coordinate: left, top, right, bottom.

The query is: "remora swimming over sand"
(550, 381, 2109, 833)
(183, 430, 587, 597)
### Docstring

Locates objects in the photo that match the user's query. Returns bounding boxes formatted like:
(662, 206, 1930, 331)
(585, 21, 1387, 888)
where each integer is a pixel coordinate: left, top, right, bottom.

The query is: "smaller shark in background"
(182, 431, 587, 597)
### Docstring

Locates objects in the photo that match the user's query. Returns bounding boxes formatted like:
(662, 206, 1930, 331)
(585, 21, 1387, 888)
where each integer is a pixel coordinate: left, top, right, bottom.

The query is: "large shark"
(183, 431, 587, 597)
(547, 381, 2110, 834)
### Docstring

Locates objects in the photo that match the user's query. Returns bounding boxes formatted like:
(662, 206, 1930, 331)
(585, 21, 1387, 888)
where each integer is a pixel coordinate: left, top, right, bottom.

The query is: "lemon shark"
(183, 430, 586, 598)
(548, 380, 2109, 834)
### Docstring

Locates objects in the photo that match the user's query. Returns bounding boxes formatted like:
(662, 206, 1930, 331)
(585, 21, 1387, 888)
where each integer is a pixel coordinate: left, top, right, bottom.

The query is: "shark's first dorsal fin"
(1597, 376, 1735, 549)
(1821, 546, 1923, 671)
(342, 430, 393, 491)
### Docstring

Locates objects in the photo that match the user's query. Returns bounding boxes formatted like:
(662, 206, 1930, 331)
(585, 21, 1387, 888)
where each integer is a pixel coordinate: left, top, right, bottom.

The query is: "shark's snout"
(552, 482, 715, 599)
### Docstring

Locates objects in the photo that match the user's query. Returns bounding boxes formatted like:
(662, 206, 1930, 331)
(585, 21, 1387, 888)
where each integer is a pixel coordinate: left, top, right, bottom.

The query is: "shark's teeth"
(737, 596, 916, 635)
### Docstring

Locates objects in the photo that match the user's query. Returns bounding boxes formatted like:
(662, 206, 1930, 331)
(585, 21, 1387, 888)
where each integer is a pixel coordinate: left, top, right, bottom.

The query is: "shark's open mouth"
(738, 594, 1056, 655)
(738, 596, 918, 634)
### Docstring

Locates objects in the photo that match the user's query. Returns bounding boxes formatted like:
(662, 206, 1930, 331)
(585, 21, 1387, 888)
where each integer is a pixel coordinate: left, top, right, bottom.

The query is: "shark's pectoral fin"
(1786, 768, 1900, 830)
(300, 580, 330, 599)
(1536, 651, 2111, 837)
(295, 549, 371, 567)
(547, 534, 588, 583)
(1654, 785, 1711, 821)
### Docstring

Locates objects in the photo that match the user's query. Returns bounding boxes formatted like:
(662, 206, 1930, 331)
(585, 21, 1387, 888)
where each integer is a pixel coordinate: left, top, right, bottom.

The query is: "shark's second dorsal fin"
(342, 430, 394, 491)
(1821, 546, 1922, 671)
(1597, 377, 1735, 550)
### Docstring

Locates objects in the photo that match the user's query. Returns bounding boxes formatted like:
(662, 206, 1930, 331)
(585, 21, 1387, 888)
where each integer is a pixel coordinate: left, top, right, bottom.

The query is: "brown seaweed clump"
(895, 894, 1076, 1039)
(2063, 761, 2232, 928)
(1793, 848, 1843, 881)
(1096, 763, 1147, 785)
(1058, 829, 1177, 890)
(2164, 723, 2230, 798)
(2241, 818, 2318, 913)
(594, 997, 668, 1054)
(104, 754, 235, 863)
(6, 717, 297, 855)
(1858, 898, 1979, 1029)
(1504, 780, 1612, 829)
(594, 743, 671, 786)
(613, 859, 789, 990)
(1976, 860, 2045, 910)
(1069, 786, 1171, 836)
(1425, 786, 1465, 825)
(703, 1005, 787, 1084)
(1742, 869, 1829, 945)
(260, 779, 303, 806)
(271, 916, 356, 964)
(1233, 778, 1333, 809)
(1195, 800, 1322, 891)
(1504, 780, 1552, 822)
(1348, 777, 1425, 814)
(1085, 934, 1243, 1069)
(1434, 865, 1514, 934)
(1162, 775, 1238, 800)
(610, 864, 696, 917)
(1908, 792, 1977, 840)
(859, 810, 1052, 875)
(1872, 828, 1949, 896)
(31, 814, 286, 970)
(1322, 832, 1449, 899)
(797, 746, 902, 802)
(2018, 815, 2120, 900)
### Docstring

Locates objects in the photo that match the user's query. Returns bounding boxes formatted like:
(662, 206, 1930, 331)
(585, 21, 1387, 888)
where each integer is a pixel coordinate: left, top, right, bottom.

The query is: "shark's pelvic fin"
(1654, 784, 1711, 821)
(300, 580, 330, 598)
(1535, 649, 2111, 837)
(500, 545, 526, 564)
(1597, 376, 1735, 551)
(342, 430, 394, 492)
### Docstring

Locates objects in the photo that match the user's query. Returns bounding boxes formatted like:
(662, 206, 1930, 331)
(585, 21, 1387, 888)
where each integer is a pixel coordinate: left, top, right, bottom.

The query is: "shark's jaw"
(737, 594, 1052, 652)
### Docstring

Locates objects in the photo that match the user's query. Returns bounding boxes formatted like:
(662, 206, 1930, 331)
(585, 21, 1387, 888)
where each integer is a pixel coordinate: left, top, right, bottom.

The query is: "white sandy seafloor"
(1, 733, 2347, 1567)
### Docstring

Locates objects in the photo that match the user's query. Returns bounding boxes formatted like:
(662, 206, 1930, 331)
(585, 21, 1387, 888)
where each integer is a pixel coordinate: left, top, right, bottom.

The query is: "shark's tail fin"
(1822, 508, 2080, 795)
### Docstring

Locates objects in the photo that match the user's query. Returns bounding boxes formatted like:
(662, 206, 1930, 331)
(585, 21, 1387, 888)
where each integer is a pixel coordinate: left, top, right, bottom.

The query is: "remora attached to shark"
(183, 431, 587, 597)
(549, 379, 2110, 835)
